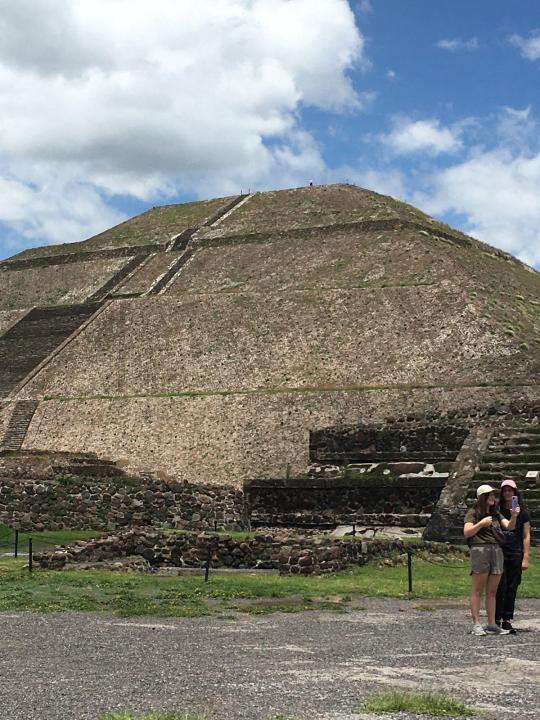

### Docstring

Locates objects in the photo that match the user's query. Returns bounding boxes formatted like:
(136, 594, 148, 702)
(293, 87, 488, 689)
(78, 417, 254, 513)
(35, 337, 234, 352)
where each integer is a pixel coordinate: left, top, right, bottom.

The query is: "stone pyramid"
(1, 184, 539, 488)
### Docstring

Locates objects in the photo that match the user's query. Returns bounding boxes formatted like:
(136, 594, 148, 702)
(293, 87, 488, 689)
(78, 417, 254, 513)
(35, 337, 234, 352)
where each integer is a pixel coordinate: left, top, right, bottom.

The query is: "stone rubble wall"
(247, 476, 446, 527)
(0, 472, 441, 532)
(0, 475, 245, 532)
(34, 527, 464, 575)
(310, 421, 468, 460)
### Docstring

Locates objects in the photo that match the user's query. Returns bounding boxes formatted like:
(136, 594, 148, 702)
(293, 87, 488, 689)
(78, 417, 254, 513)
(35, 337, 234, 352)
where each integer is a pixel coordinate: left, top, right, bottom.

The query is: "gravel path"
(0, 599, 538, 720)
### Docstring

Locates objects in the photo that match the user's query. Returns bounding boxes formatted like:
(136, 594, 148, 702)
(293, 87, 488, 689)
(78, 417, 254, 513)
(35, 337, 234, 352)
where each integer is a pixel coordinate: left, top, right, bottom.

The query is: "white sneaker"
(471, 623, 487, 636)
(485, 624, 510, 635)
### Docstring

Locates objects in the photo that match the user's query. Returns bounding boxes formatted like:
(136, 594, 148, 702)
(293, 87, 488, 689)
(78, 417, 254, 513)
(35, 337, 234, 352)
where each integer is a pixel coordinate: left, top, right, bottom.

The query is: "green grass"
(361, 690, 475, 716)
(0, 523, 102, 553)
(1, 547, 539, 617)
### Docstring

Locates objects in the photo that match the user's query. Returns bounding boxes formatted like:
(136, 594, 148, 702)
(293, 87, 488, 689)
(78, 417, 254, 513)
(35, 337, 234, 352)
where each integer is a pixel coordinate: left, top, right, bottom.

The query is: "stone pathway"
(0, 599, 538, 720)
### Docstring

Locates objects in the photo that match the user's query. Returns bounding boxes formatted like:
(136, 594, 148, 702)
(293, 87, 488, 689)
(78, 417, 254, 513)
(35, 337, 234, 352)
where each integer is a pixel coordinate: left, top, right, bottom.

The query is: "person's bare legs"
(486, 573, 502, 626)
(470, 573, 488, 624)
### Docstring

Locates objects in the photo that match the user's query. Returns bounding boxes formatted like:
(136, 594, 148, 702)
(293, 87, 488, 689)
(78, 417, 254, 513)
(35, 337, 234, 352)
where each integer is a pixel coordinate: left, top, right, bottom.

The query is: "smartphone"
(511, 495, 519, 510)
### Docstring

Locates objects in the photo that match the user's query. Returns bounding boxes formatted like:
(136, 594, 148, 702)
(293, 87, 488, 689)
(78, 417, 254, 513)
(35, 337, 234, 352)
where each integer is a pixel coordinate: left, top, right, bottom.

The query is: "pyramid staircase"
(466, 425, 540, 543)
(0, 400, 39, 452)
(86, 254, 148, 302)
(0, 303, 102, 397)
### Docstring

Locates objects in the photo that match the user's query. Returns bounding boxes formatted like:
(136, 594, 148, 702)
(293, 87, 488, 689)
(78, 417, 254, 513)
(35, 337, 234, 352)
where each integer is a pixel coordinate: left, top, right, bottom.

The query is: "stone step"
(522, 489, 540, 499)
(480, 464, 540, 475)
(0, 303, 102, 396)
(474, 470, 539, 482)
(313, 451, 457, 464)
(0, 400, 40, 452)
(492, 429, 540, 440)
(481, 453, 540, 463)
(486, 443, 540, 455)
(251, 512, 430, 529)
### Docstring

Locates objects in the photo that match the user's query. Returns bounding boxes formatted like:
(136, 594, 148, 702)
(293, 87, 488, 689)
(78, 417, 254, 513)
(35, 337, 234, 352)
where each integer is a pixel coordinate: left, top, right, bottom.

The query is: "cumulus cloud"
(436, 37, 479, 52)
(414, 110, 540, 267)
(419, 151, 540, 266)
(0, 0, 364, 250)
(380, 118, 463, 156)
(509, 32, 540, 61)
(0, 170, 126, 252)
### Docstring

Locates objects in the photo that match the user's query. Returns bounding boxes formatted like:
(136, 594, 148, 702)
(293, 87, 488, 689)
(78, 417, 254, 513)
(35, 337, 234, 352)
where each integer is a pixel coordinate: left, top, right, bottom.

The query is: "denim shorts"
(469, 545, 504, 575)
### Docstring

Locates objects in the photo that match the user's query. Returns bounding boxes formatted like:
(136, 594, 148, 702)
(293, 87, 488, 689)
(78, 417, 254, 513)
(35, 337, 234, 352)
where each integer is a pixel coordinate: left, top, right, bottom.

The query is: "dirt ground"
(0, 598, 538, 720)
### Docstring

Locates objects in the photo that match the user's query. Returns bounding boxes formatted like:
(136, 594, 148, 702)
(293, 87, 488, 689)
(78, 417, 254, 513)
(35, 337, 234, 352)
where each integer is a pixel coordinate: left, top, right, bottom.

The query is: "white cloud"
(0, 0, 364, 250)
(436, 37, 479, 52)
(509, 32, 540, 61)
(417, 149, 540, 267)
(380, 118, 463, 156)
(0, 170, 126, 251)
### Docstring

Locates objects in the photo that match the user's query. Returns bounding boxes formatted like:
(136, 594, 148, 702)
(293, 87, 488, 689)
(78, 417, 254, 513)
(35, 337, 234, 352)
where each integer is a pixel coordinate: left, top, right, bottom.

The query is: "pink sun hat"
(501, 478, 518, 489)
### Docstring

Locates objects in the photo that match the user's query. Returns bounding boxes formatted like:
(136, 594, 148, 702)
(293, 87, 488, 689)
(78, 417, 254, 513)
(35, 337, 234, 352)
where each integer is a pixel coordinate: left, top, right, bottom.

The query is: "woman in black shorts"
(464, 484, 519, 636)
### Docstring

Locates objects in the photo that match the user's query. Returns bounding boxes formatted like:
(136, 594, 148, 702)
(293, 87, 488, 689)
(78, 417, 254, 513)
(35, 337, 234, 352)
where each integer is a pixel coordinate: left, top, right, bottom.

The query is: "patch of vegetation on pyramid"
(8, 196, 235, 261)
(1, 184, 539, 483)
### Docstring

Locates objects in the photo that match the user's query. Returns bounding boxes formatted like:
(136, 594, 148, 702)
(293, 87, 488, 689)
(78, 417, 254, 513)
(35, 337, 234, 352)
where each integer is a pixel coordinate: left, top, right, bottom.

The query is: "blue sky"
(0, 0, 539, 266)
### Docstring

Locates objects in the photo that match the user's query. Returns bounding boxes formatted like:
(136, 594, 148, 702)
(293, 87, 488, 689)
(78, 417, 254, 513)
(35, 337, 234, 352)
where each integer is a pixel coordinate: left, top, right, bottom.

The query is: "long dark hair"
(473, 493, 497, 522)
(499, 484, 527, 512)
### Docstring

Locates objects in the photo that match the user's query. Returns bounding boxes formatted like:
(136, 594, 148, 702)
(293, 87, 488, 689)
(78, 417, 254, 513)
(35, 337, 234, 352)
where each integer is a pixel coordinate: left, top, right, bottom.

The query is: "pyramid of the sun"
(1, 184, 539, 485)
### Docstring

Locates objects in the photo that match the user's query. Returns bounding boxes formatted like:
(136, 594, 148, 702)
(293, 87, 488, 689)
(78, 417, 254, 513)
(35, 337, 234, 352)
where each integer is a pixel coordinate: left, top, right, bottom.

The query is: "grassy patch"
(0, 524, 103, 553)
(361, 689, 475, 716)
(0, 547, 538, 617)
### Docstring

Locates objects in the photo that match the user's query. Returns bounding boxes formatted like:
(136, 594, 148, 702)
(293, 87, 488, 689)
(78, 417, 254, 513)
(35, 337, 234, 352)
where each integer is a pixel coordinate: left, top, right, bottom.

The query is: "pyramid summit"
(1, 183, 539, 538)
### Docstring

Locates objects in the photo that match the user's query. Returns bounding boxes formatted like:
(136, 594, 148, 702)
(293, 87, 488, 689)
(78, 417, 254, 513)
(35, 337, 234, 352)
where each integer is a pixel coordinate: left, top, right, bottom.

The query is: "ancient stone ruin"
(1, 183, 539, 545)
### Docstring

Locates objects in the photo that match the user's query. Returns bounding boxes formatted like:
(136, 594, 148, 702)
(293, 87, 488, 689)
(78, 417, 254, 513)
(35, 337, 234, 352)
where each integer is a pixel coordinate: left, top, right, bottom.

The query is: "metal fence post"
(14, 529, 19, 558)
(407, 549, 413, 593)
(204, 542, 212, 582)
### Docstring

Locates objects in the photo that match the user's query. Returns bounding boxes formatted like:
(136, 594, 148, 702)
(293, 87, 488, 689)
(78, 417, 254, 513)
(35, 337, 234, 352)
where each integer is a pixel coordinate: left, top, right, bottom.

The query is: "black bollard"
(28, 538, 33, 573)
(14, 529, 19, 558)
(204, 543, 212, 582)
(407, 549, 413, 593)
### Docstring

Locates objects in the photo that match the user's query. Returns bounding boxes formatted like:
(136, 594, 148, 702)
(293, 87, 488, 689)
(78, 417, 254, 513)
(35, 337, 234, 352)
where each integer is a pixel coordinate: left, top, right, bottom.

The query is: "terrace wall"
(20, 387, 540, 486)
(0, 310, 29, 336)
(17, 285, 525, 401)
(0, 256, 127, 310)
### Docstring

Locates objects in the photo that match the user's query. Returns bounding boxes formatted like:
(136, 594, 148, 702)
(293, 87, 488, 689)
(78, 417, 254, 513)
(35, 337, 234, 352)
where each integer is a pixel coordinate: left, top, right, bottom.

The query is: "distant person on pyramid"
(464, 484, 520, 636)
(495, 478, 531, 634)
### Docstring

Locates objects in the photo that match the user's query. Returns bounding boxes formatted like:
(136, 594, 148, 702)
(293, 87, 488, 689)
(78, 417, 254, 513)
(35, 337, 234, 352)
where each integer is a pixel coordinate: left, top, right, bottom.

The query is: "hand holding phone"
(511, 496, 519, 511)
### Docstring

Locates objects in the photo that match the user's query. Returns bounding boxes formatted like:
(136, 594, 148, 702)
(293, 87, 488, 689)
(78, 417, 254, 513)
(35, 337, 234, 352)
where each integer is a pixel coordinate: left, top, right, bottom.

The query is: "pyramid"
(1, 183, 539, 490)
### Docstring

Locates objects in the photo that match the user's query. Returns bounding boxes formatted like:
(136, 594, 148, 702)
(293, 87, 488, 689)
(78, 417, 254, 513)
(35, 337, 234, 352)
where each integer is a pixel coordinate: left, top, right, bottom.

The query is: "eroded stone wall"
(0, 475, 245, 531)
(35, 527, 464, 575)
